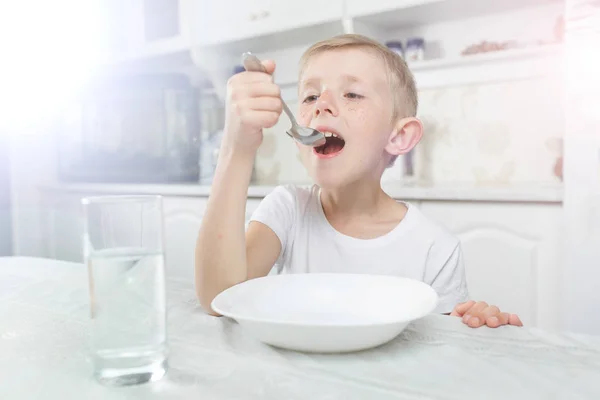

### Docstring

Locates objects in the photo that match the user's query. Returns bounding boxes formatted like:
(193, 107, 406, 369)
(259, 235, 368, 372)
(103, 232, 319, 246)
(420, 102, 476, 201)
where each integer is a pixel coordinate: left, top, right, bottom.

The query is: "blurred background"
(0, 0, 599, 334)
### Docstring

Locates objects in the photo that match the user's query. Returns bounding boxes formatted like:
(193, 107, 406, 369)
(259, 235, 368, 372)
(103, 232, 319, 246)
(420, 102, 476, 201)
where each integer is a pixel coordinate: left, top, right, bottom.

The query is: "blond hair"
(298, 34, 418, 121)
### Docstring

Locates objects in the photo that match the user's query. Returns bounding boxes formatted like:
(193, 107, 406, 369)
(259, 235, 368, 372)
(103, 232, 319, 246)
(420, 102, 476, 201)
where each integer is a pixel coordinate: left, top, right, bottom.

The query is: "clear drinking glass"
(82, 195, 168, 386)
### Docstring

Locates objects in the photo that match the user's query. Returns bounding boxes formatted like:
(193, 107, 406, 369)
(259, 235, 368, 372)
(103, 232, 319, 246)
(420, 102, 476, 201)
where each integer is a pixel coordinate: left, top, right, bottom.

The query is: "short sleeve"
(249, 185, 297, 265)
(429, 244, 470, 314)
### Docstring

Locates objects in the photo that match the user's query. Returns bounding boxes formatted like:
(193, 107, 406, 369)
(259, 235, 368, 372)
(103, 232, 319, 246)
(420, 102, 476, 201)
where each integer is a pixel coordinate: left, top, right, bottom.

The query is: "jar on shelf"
(385, 41, 404, 59)
(406, 38, 425, 62)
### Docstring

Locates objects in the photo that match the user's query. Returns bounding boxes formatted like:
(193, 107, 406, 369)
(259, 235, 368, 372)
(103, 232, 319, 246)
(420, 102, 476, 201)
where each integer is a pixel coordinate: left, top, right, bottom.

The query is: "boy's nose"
(314, 90, 338, 117)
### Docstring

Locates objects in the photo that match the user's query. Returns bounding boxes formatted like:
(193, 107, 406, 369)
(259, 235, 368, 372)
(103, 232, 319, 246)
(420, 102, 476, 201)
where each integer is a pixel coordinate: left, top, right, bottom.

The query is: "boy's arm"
(195, 60, 283, 315)
(194, 149, 281, 315)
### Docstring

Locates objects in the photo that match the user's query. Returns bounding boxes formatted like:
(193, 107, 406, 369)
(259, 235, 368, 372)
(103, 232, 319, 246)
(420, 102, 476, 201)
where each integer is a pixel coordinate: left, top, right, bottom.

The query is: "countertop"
(39, 181, 564, 203)
(1, 256, 598, 399)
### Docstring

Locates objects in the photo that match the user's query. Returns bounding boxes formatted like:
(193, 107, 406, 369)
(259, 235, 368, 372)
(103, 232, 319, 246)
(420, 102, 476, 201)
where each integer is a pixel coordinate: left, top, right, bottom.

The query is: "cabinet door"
(106, 0, 188, 62)
(192, 0, 259, 46)
(418, 201, 563, 330)
(42, 192, 85, 263)
(162, 196, 266, 279)
(346, 0, 443, 18)
(264, 0, 344, 35)
(162, 196, 208, 281)
(245, 198, 263, 225)
(192, 0, 343, 46)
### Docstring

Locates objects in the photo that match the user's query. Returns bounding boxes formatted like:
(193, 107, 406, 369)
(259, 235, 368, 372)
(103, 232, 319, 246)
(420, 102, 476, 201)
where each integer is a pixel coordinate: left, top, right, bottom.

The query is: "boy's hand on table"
(450, 300, 523, 328)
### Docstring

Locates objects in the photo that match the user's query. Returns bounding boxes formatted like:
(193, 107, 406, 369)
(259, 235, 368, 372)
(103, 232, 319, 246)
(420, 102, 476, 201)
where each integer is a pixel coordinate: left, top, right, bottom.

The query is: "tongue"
(324, 139, 344, 155)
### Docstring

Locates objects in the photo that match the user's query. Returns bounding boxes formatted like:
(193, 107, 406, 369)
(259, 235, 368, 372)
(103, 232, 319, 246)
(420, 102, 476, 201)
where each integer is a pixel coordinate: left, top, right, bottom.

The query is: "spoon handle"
(241, 52, 299, 126)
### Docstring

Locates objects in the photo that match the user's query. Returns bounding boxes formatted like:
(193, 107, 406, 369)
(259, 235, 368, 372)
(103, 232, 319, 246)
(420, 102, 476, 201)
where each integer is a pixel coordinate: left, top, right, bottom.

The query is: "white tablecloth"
(1, 257, 599, 400)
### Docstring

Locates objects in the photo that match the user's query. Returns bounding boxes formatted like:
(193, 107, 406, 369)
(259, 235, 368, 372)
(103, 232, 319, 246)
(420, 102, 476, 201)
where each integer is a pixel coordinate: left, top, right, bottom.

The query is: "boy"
(195, 34, 522, 329)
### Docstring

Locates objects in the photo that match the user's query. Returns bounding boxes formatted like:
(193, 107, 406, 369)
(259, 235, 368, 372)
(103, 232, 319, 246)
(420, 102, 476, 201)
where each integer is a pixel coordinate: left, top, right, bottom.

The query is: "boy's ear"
(385, 117, 423, 156)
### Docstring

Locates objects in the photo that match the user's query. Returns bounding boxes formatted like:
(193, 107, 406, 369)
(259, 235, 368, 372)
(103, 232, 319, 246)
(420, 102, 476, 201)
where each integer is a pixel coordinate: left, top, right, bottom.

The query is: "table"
(1, 257, 599, 400)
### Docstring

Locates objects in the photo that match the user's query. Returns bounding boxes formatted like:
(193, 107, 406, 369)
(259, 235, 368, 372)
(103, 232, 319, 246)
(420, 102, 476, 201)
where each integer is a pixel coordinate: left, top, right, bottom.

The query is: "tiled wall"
(254, 75, 564, 186)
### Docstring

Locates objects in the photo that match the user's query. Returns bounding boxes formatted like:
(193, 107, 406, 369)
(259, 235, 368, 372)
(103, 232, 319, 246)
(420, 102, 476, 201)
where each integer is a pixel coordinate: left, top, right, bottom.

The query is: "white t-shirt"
(249, 184, 469, 314)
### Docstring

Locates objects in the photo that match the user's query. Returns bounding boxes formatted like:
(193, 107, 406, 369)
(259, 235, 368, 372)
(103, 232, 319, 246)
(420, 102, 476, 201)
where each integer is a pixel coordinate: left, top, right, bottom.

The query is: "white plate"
(211, 273, 438, 353)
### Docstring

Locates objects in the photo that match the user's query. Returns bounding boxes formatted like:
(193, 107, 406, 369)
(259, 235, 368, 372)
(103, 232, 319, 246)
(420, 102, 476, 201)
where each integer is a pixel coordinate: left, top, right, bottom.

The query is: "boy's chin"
(310, 170, 357, 190)
(310, 171, 343, 189)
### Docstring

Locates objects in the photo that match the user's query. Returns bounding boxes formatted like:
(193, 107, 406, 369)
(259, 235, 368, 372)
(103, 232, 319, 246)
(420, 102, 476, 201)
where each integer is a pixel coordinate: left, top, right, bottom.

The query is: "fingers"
(450, 300, 476, 317)
(237, 97, 283, 113)
(230, 70, 274, 85)
(261, 59, 276, 74)
(485, 311, 509, 328)
(237, 110, 281, 130)
(458, 301, 524, 329)
(462, 301, 488, 328)
(242, 82, 282, 99)
(508, 314, 523, 327)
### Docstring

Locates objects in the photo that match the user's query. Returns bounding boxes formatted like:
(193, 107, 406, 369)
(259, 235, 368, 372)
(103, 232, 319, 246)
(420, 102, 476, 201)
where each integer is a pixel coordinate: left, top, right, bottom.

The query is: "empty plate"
(211, 273, 438, 353)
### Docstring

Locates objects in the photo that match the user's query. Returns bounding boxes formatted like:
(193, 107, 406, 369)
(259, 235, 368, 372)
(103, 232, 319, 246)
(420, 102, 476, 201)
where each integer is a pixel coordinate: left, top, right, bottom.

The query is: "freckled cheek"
(298, 108, 311, 124)
(346, 106, 370, 123)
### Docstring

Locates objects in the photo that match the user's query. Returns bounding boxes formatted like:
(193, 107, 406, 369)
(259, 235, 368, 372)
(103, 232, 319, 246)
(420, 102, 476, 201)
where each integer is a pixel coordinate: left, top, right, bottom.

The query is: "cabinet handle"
(249, 10, 269, 21)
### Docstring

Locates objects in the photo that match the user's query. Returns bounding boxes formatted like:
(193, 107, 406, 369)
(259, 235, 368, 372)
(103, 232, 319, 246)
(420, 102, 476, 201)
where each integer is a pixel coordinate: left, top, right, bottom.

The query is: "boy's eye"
(345, 92, 363, 99)
(302, 95, 318, 103)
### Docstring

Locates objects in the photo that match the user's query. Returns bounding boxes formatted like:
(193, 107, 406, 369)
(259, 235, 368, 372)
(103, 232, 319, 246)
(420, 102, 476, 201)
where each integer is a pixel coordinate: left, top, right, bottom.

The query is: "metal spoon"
(241, 52, 326, 147)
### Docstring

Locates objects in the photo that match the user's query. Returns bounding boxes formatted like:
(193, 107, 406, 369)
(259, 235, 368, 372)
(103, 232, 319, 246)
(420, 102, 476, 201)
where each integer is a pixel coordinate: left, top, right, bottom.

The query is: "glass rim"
(81, 194, 163, 205)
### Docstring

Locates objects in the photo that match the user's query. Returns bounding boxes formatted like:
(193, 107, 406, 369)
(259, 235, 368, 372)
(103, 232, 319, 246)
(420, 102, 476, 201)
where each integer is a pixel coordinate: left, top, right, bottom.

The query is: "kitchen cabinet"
(37, 186, 563, 331)
(346, 0, 444, 19)
(42, 192, 85, 263)
(419, 201, 563, 330)
(39, 190, 268, 282)
(162, 197, 207, 281)
(192, 0, 344, 47)
(104, 0, 191, 64)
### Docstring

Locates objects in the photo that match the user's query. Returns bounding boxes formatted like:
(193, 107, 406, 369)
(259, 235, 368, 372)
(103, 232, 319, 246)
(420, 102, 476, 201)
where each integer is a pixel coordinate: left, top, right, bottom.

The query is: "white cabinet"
(42, 192, 85, 263)
(163, 196, 265, 280)
(191, 0, 344, 47)
(245, 198, 263, 222)
(193, 0, 257, 46)
(346, 0, 443, 18)
(39, 191, 266, 282)
(36, 187, 563, 330)
(105, 0, 190, 63)
(162, 197, 207, 281)
(418, 201, 563, 330)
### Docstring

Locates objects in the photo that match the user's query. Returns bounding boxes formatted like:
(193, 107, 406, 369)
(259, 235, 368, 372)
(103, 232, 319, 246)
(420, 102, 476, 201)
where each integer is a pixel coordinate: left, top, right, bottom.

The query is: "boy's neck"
(319, 180, 393, 218)
(319, 180, 408, 239)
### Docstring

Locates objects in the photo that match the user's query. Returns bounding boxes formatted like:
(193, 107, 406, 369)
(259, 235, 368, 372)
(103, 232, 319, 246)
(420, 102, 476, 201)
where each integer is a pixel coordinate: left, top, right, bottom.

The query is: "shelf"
(350, 0, 563, 28)
(200, 43, 564, 98)
(408, 44, 563, 72)
(41, 182, 564, 203)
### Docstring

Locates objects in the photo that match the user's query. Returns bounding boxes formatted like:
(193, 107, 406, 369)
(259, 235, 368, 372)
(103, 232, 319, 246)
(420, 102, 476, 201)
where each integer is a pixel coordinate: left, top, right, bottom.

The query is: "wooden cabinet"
(419, 201, 563, 330)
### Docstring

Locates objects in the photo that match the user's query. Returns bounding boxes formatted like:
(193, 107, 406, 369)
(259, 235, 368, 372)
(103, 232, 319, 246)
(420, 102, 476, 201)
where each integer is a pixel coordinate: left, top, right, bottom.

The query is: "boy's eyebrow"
(300, 74, 364, 88)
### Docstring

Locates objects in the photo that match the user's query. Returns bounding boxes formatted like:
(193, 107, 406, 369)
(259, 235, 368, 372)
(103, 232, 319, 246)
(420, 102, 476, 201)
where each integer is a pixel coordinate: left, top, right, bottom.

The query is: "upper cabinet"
(102, 0, 564, 102)
(103, 0, 192, 65)
(346, 0, 444, 19)
(190, 0, 345, 51)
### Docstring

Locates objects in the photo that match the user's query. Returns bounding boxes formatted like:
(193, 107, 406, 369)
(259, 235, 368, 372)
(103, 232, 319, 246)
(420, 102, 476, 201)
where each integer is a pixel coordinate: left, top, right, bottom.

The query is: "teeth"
(322, 131, 339, 138)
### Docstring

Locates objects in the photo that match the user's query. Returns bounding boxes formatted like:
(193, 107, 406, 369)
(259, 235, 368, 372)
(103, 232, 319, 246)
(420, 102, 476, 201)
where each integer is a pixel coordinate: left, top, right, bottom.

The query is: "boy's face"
(296, 48, 396, 189)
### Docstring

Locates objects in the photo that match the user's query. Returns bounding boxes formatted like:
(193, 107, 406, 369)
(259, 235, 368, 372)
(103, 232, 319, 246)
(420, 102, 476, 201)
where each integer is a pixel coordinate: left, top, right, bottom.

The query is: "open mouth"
(314, 131, 346, 156)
